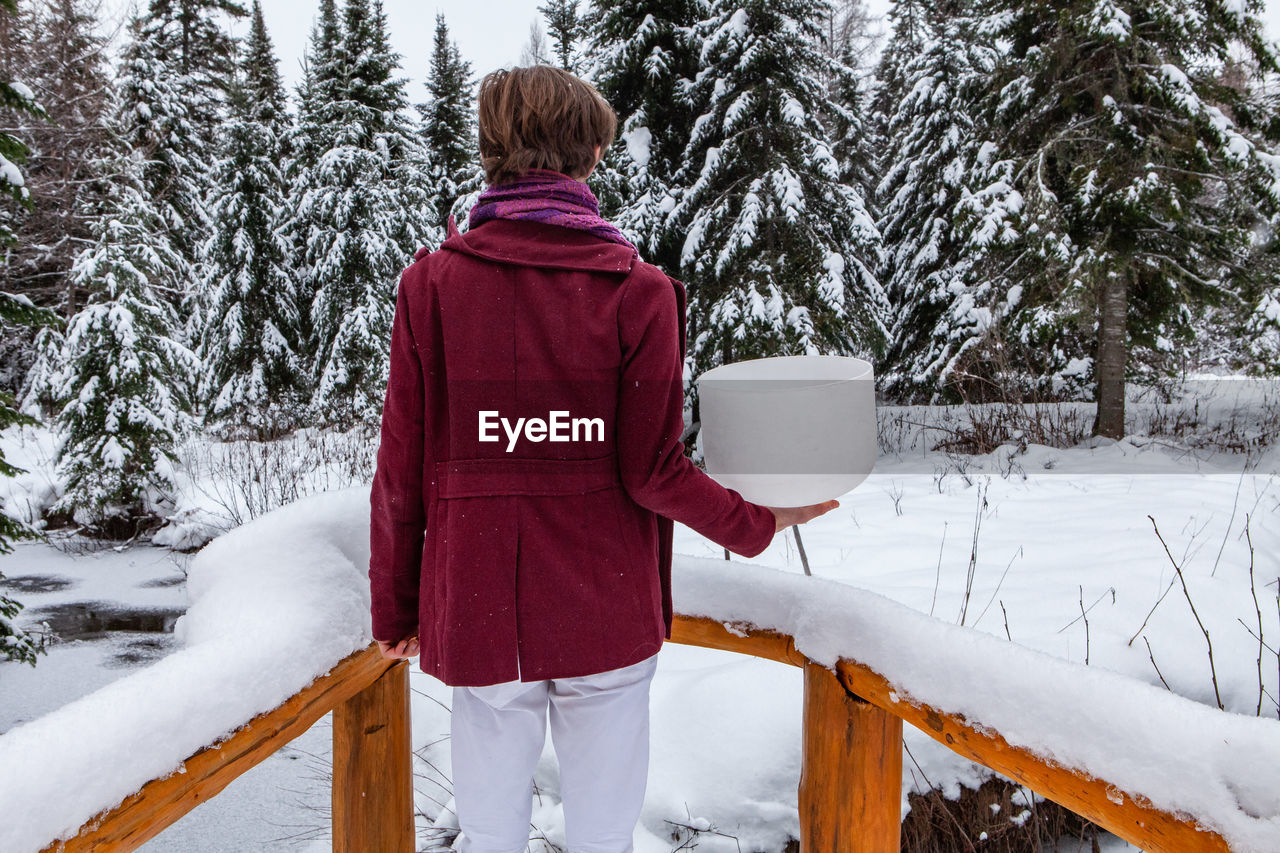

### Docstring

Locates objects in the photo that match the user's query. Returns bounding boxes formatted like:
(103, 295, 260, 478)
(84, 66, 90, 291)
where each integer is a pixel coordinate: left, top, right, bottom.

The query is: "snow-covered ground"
(2, 383, 1278, 852)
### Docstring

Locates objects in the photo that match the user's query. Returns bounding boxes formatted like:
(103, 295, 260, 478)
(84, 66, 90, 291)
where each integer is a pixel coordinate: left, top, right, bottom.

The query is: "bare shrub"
(876, 401, 1091, 459)
(1132, 378, 1280, 452)
(178, 425, 378, 528)
(950, 401, 1091, 454)
(900, 777, 1102, 853)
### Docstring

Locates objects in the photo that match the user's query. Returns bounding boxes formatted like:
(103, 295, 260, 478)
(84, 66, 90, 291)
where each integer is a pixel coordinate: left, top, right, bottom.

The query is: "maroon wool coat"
(368, 216, 777, 687)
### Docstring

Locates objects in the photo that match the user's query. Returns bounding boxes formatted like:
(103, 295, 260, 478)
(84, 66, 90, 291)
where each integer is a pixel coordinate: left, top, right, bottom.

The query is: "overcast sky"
(103, 0, 1280, 107)
(102, 0, 594, 104)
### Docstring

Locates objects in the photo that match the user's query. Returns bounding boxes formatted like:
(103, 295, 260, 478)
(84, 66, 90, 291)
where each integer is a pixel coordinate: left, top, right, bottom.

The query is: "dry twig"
(1148, 514, 1223, 710)
(1143, 636, 1171, 691)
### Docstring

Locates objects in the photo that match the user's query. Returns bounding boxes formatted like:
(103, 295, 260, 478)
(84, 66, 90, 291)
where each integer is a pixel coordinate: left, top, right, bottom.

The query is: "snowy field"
(1, 381, 1278, 852)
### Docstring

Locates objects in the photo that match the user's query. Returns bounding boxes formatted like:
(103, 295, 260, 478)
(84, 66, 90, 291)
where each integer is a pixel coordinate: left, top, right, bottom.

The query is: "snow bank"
(3, 483, 1278, 852)
(675, 556, 1280, 853)
(0, 488, 372, 853)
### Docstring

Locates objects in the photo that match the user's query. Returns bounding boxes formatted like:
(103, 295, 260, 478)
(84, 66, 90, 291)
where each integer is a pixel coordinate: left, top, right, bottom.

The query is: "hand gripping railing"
(38, 615, 1230, 853)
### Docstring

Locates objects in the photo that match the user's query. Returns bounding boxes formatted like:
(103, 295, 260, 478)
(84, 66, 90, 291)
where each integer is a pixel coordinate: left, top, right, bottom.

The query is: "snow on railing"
(674, 558, 1280, 851)
(0, 488, 376, 853)
(2, 486, 1276, 852)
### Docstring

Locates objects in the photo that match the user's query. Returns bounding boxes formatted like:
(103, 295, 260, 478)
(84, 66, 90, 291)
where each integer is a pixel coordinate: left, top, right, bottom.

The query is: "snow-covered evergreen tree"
(965, 0, 1280, 436)
(539, 0, 581, 71)
(198, 0, 304, 437)
(240, 0, 287, 130)
(115, 17, 207, 313)
(868, 0, 927, 141)
(670, 0, 886, 386)
(9, 0, 116, 318)
(50, 137, 197, 534)
(0, 391, 44, 654)
(815, 0, 882, 202)
(135, 1, 244, 351)
(290, 0, 342, 164)
(142, 0, 246, 141)
(823, 36, 880, 212)
(283, 0, 341, 359)
(581, 0, 702, 270)
(17, 321, 63, 415)
(286, 0, 340, 224)
(1236, 66, 1280, 373)
(0, 288, 50, 663)
(417, 13, 475, 229)
(0, 0, 57, 666)
(447, 167, 487, 232)
(875, 3, 1003, 401)
(0, 13, 40, 252)
(0, 0, 54, 666)
(1244, 240, 1280, 369)
(0, 570, 40, 665)
(291, 0, 434, 426)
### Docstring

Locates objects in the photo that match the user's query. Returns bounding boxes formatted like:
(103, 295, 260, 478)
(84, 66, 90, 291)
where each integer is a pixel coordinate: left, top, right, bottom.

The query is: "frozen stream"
(0, 542, 333, 851)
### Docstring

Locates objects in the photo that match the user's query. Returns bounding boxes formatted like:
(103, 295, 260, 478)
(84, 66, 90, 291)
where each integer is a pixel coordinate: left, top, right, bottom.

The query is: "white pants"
(450, 653, 658, 853)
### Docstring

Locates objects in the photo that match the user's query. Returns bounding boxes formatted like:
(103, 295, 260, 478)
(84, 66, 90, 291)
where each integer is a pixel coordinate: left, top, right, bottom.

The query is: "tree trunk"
(1093, 269, 1129, 439)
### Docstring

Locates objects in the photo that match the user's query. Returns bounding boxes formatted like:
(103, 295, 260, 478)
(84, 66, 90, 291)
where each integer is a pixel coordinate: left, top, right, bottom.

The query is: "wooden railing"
(38, 615, 1231, 853)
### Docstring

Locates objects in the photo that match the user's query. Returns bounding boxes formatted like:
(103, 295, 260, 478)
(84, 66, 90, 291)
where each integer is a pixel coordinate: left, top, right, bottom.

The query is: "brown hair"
(477, 65, 618, 185)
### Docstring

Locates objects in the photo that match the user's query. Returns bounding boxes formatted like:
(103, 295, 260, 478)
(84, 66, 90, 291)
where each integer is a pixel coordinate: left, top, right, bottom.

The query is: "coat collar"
(434, 214, 638, 274)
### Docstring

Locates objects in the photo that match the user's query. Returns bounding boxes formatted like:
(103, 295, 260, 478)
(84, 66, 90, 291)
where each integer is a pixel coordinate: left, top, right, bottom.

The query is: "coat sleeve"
(369, 267, 427, 643)
(616, 266, 777, 558)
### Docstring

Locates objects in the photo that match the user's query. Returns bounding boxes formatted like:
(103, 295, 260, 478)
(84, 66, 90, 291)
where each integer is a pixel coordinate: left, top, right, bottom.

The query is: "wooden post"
(799, 661, 903, 852)
(332, 659, 414, 853)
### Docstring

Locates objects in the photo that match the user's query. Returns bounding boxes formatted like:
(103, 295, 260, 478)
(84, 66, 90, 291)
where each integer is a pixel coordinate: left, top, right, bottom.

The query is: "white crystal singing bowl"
(696, 355, 876, 507)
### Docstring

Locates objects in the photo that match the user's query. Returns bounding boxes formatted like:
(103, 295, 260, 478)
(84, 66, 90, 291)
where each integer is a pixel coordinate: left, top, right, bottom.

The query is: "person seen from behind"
(369, 63, 839, 853)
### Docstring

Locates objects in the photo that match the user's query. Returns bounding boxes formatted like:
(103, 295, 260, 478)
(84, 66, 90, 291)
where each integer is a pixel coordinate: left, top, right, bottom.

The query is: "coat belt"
(435, 452, 621, 498)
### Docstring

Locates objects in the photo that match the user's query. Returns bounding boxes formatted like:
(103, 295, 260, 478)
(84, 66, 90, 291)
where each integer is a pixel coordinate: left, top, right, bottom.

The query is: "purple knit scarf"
(468, 168, 637, 253)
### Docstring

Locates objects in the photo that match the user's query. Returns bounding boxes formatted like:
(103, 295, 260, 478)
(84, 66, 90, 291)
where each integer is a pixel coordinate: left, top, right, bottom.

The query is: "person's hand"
(377, 635, 420, 659)
(765, 499, 840, 533)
